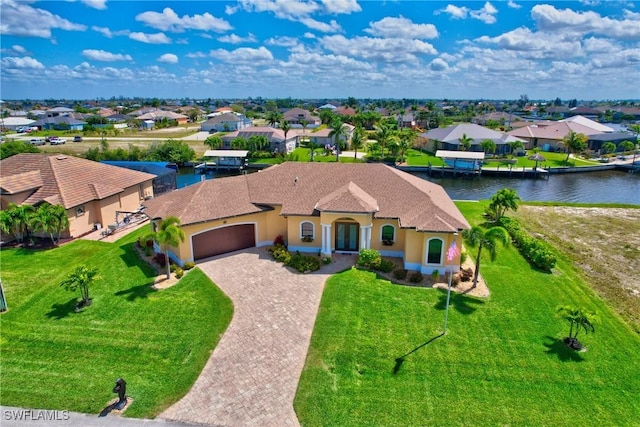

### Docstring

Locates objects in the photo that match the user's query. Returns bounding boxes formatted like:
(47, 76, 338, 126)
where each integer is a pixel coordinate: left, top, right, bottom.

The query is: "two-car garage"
(192, 224, 256, 261)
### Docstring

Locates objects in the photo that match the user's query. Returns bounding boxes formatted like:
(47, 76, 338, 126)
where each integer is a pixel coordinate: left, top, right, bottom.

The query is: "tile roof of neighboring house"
(222, 126, 293, 141)
(203, 113, 242, 124)
(137, 110, 188, 120)
(508, 121, 606, 140)
(0, 154, 155, 209)
(1, 117, 35, 126)
(570, 106, 601, 115)
(561, 115, 613, 132)
(421, 123, 525, 145)
(143, 163, 470, 233)
(33, 116, 87, 126)
(587, 132, 636, 142)
(334, 106, 357, 116)
(283, 107, 317, 121)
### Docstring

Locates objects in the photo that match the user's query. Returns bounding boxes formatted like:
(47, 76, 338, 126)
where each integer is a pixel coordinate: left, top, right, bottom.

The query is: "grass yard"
(294, 201, 640, 426)
(0, 228, 233, 418)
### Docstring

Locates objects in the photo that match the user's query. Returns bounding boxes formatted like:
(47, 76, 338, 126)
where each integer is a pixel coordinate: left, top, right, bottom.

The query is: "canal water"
(178, 168, 640, 205)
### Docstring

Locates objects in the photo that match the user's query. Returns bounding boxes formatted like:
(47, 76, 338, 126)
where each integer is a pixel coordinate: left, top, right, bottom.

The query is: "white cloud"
(304, 32, 316, 39)
(91, 26, 129, 38)
(365, 16, 438, 39)
(429, 58, 449, 71)
(320, 35, 437, 63)
(135, 7, 233, 33)
(532, 4, 640, 40)
(12, 45, 27, 54)
(1, 56, 45, 69)
(82, 49, 132, 61)
(321, 0, 361, 14)
(238, 0, 319, 19)
(475, 27, 584, 59)
(158, 53, 179, 64)
(265, 36, 299, 47)
(209, 46, 274, 64)
(470, 2, 498, 24)
(129, 32, 172, 44)
(218, 33, 258, 44)
(0, 0, 86, 38)
(582, 37, 618, 53)
(438, 2, 497, 24)
(439, 4, 469, 19)
(81, 0, 107, 10)
(507, 0, 521, 9)
(298, 17, 342, 33)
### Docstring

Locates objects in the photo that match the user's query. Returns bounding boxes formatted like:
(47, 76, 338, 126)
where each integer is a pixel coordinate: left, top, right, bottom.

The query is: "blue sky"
(1, 0, 639, 101)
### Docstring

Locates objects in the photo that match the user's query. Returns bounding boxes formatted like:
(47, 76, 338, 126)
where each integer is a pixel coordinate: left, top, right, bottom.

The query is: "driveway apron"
(159, 248, 355, 426)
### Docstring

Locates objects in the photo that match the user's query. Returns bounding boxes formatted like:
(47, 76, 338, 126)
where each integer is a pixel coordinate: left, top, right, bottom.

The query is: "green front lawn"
(0, 228, 233, 418)
(294, 201, 640, 426)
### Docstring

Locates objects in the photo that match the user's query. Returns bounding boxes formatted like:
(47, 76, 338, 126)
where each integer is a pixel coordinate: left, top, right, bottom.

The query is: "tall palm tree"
(153, 216, 186, 279)
(463, 226, 510, 288)
(328, 118, 347, 162)
(266, 111, 282, 128)
(458, 133, 473, 151)
(350, 125, 366, 159)
(397, 128, 416, 162)
(374, 120, 393, 157)
(280, 119, 291, 149)
(562, 131, 588, 163)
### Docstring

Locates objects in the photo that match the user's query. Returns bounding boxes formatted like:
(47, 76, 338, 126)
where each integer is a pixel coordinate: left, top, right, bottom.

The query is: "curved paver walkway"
(159, 248, 356, 427)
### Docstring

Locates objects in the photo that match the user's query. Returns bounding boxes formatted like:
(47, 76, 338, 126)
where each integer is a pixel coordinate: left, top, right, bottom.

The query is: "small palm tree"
(204, 135, 222, 150)
(556, 305, 597, 350)
(481, 139, 497, 157)
(458, 133, 473, 151)
(60, 265, 98, 309)
(328, 118, 347, 162)
(562, 131, 588, 163)
(350, 125, 366, 159)
(153, 216, 186, 279)
(600, 141, 616, 158)
(508, 140, 524, 158)
(463, 226, 510, 288)
(485, 188, 521, 223)
(374, 121, 393, 157)
(31, 203, 69, 245)
(5, 203, 35, 242)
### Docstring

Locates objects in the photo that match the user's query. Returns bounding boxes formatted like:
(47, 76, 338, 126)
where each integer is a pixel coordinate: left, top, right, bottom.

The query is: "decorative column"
(321, 223, 332, 256)
(360, 224, 372, 250)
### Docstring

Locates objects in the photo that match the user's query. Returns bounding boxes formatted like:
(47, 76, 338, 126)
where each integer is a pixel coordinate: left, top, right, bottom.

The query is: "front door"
(335, 222, 359, 251)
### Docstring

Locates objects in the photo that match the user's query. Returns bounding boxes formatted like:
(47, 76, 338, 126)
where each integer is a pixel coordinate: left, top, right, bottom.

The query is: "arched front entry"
(192, 224, 256, 260)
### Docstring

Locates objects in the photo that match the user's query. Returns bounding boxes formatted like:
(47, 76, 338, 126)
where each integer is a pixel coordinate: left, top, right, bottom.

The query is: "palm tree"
(556, 305, 597, 350)
(153, 216, 186, 279)
(265, 111, 282, 128)
(600, 141, 616, 159)
(60, 265, 98, 309)
(31, 203, 69, 245)
(328, 118, 347, 162)
(4, 203, 35, 242)
(508, 140, 524, 158)
(481, 139, 497, 157)
(280, 119, 291, 149)
(463, 226, 510, 288)
(397, 128, 416, 162)
(619, 140, 635, 153)
(204, 135, 222, 150)
(485, 188, 521, 223)
(374, 121, 393, 157)
(350, 125, 366, 159)
(562, 131, 588, 163)
(458, 133, 473, 151)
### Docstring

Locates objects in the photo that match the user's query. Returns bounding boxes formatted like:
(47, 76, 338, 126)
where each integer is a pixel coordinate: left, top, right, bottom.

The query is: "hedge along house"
(142, 163, 469, 274)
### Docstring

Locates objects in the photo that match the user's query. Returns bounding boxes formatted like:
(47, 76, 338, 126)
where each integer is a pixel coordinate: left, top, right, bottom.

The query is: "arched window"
(381, 224, 395, 245)
(300, 221, 315, 241)
(427, 238, 443, 264)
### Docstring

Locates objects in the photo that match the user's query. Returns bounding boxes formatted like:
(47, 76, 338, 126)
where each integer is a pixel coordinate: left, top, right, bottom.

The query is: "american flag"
(446, 241, 460, 262)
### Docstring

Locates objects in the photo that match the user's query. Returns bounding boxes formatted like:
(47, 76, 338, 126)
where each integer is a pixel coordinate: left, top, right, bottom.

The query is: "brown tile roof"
(144, 163, 469, 233)
(1, 170, 43, 194)
(0, 154, 154, 208)
(507, 121, 603, 140)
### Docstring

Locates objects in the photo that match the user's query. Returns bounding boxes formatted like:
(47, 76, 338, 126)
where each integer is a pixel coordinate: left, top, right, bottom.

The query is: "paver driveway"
(159, 248, 355, 426)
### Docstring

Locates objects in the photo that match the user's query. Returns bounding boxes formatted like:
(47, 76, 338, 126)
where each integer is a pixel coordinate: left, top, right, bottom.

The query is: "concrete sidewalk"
(0, 406, 202, 427)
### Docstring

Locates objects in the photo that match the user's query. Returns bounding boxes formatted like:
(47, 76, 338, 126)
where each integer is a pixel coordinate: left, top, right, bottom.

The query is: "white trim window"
(381, 224, 395, 245)
(426, 238, 444, 265)
(300, 221, 315, 242)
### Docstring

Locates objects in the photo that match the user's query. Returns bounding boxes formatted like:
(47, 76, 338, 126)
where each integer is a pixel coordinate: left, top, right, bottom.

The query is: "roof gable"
(315, 182, 378, 213)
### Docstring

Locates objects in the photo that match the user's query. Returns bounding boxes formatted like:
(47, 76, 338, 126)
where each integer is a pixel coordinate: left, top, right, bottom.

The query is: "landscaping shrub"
(175, 268, 184, 279)
(378, 258, 395, 273)
(451, 274, 461, 287)
(357, 249, 381, 268)
(393, 268, 408, 280)
(270, 244, 291, 264)
(460, 268, 473, 282)
(322, 256, 332, 265)
(460, 252, 467, 264)
(273, 234, 286, 247)
(431, 269, 440, 281)
(288, 252, 321, 273)
(499, 217, 557, 271)
(183, 261, 195, 270)
(170, 263, 178, 273)
(408, 272, 423, 283)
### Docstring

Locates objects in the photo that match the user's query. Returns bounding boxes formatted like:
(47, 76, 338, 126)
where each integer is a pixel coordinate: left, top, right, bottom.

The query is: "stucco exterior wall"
(68, 200, 101, 237)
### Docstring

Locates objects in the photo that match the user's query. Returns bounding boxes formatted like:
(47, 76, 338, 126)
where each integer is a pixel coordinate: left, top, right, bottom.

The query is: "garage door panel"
(193, 224, 255, 260)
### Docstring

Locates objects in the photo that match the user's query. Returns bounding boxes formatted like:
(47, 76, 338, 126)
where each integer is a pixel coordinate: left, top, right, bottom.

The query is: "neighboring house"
(545, 106, 571, 118)
(296, 124, 354, 148)
(221, 126, 297, 154)
(473, 112, 523, 127)
(396, 112, 415, 129)
(569, 106, 601, 119)
(141, 120, 155, 130)
(318, 103, 337, 110)
(201, 113, 251, 132)
(100, 161, 178, 196)
(143, 162, 469, 273)
(137, 110, 189, 124)
(0, 154, 154, 238)
(0, 117, 36, 131)
(334, 106, 357, 117)
(33, 116, 87, 131)
(283, 107, 320, 126)
(586, 132, 637, 152)
(421, 123, 525, 155)
(45, 107, 75, 117)
(508, 116, 611, 151)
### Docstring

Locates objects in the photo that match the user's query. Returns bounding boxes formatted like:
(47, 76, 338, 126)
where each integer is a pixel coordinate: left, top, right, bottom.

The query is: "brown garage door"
(192, 224, 256, 260)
